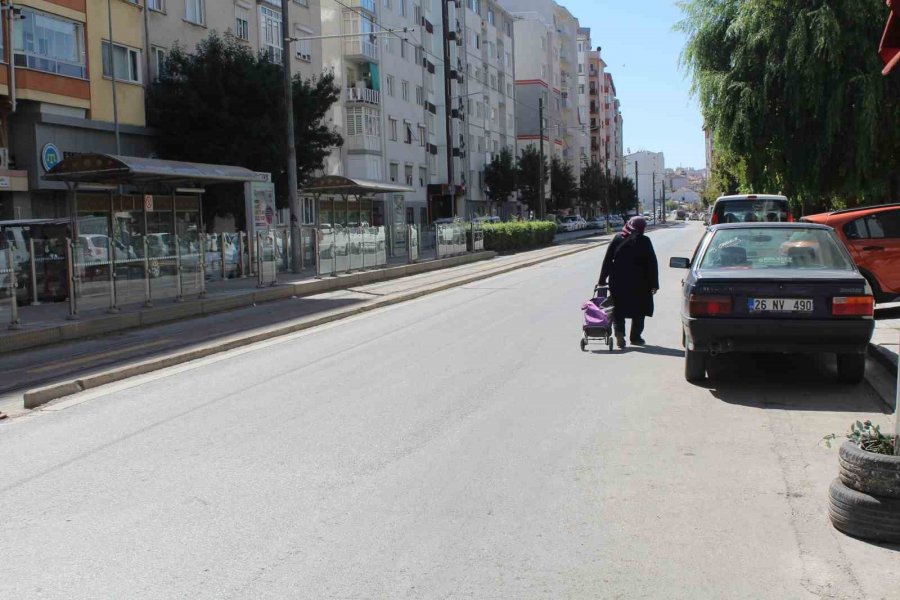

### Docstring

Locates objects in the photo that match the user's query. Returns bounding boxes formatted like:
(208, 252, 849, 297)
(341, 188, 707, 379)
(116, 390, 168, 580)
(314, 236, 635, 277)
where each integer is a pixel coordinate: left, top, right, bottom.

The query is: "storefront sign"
(41, 143, 61, 172)
(144, 194, 154, 212)
(0, 176, 9, 189)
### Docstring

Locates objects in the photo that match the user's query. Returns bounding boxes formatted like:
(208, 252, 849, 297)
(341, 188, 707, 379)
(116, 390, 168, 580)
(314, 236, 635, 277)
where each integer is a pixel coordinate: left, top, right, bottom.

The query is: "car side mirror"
(669, 257, 690, 269)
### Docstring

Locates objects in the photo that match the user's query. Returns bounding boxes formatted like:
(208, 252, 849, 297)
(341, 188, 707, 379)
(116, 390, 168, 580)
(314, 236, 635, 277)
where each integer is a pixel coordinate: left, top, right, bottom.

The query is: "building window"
(488, 8, 495, 25)
(13, 9, 85, 78)
(415, 85, 424, 105)
(386, 74, 395, 96)
(384, 0, 391, 10)
(151, 46, 166, 80)
(259, 6, 282, 63)
(389, 117, 398, 141)
(400, 39, 407, 59)
(401, 79, 409, 101)
(102, 41, 141, 83)
(185, 0, 205, 25)
(235, 6, 250, 40)
(418, 125, 426, 146)
(399, 0, 407, 17)
(148, 0, 165, 11)
(296, 37, 312, 62)
(405, 164, 413, 185)
(419, 166, 427, 187)
(404, 121, 413, 144)
(389, 162, 399, 182)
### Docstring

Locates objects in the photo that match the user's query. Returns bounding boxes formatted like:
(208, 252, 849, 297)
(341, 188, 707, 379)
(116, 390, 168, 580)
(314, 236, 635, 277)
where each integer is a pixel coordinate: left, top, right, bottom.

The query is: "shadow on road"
(698, 353, 891, 414)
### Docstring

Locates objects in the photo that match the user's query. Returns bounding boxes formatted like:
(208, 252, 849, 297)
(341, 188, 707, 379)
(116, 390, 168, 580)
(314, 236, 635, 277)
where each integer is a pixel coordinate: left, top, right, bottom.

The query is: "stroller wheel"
(608, 337, 614, 351)
(580, 338, 587, 352)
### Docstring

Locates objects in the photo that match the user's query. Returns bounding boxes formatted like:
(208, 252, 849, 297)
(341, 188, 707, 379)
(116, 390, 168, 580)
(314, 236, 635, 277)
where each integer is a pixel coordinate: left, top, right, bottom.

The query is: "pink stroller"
(581, 285, 615, 352)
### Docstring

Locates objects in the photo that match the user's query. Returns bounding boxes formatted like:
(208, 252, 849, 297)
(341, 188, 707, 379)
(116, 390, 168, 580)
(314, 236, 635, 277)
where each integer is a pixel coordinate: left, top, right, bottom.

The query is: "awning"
(880, 0, 900, 74)
(302, 175, 414, 195)
(43, 153, 269, 186)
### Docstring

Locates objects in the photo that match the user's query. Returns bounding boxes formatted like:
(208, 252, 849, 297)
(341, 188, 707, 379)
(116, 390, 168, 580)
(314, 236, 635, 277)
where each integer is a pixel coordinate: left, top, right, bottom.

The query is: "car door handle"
(863, 246, 885, 251)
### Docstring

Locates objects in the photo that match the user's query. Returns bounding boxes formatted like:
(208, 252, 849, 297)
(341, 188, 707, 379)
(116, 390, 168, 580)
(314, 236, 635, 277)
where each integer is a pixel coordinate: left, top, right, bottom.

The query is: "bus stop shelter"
(302, 175, 414, 228)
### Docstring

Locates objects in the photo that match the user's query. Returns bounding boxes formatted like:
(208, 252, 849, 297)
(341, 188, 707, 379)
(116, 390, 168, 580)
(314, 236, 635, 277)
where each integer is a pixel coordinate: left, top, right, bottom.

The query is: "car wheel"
(685, 349, 706, 382)
(836, 353, 865, 384)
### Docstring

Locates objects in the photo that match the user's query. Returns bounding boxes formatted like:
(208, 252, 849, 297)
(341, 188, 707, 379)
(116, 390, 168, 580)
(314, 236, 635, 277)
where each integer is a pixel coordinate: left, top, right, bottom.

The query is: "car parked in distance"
(670, 223, 875, 384)
(710, 194, 793, 225)
(802, 203, 900, 303)
(586, 216, 606, 230)
(557, 216, 580, 232)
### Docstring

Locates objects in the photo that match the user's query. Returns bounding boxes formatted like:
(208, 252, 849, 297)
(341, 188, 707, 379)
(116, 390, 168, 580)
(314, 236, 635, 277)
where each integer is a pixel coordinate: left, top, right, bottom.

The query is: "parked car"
(608, 215, 625, 229)
(557, 216, 579, 232)
(670, 223, 875, 384)
(802, 203, 900, 303)
(709, 194, 792, 225)
(586, 217, 607, 230)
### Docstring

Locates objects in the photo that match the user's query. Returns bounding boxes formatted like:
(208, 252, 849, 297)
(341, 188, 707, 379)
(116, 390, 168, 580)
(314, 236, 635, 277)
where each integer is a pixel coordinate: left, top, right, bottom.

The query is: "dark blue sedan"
(670, 223, 875, 383)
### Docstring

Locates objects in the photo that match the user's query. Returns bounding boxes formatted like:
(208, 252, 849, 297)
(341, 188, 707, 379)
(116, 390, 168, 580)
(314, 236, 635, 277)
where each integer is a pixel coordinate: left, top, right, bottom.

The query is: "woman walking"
(598, 216, 659, 348)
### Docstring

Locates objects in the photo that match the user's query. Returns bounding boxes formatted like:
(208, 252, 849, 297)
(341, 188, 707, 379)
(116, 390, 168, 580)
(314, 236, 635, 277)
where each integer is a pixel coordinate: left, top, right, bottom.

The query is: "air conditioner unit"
(0, 148, 8, 170)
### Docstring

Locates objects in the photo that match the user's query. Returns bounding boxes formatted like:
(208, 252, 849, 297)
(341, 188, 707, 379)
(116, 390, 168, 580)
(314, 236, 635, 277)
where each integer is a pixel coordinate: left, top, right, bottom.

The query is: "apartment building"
(575, 27, 590, 174)
(145, 0, 322, 82)
(625, 150, 665, 213)
(587, 49, 604, 167)
(603, 72, 624, 178)
(456, 0, 516, 217)
(500, 0, 585, 189)
(2, 0, 155, 221)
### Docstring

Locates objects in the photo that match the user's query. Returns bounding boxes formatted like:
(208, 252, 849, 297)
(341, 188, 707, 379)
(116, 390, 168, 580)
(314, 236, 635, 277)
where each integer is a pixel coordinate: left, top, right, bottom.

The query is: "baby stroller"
(581, 284, 615, 352)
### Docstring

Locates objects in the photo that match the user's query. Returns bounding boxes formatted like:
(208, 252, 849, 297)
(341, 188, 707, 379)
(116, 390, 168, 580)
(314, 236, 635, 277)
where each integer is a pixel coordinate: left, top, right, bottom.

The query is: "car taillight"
(689, 294, 733, 317)
(710, 212, 719, 225)
(832, 296, 874, 317)
(787, 214, 794, 222)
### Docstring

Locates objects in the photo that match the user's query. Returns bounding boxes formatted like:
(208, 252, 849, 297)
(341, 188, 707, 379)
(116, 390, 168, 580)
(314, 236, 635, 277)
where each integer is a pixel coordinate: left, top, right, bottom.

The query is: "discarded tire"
(828, 478, 900, 543)
(839, 441, 900, 499)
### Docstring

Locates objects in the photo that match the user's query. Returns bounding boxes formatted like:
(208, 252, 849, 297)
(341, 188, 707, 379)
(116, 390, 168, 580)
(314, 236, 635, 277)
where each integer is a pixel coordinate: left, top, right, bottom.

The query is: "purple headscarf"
(621, 216, 647, 239)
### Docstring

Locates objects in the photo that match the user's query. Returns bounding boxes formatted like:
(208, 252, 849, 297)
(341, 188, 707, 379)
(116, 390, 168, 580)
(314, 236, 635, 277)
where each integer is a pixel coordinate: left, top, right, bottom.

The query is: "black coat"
(599, 233, 660, 318)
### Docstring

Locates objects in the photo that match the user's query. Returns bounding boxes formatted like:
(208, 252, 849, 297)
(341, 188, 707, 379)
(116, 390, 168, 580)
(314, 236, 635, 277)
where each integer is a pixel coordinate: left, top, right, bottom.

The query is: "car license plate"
(748, 298, 813, 313)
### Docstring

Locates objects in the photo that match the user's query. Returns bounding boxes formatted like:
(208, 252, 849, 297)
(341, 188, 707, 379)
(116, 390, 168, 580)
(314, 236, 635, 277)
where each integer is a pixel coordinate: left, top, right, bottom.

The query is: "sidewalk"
(0, 231, 614, 412)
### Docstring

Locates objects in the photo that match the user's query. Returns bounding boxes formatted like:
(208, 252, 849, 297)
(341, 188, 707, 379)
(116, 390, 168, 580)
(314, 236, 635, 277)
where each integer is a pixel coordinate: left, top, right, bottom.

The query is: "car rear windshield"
(714, 199, 790, 223)
(699, 227, 854, 271)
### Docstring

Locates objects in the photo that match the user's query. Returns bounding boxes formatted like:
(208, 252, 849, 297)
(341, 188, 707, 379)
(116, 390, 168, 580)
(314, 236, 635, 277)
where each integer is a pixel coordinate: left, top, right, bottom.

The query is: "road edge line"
(22, 237, 611, 409)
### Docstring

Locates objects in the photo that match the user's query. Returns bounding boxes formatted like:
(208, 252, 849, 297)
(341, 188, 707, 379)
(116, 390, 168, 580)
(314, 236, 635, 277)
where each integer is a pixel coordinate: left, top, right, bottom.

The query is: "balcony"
(344, 38, 379, 62)
(345, 87, 380, 106)
(345, 0, 376, 14)
(346, 134, 382, 153)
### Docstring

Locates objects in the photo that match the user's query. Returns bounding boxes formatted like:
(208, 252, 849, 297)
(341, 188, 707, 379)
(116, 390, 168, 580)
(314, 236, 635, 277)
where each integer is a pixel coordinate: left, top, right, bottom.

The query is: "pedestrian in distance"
(598, 216, 659, 348)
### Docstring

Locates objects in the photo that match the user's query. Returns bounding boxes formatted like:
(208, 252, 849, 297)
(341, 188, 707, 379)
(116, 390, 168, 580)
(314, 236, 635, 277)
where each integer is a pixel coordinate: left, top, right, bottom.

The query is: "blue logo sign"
(41, 143, 61, 172)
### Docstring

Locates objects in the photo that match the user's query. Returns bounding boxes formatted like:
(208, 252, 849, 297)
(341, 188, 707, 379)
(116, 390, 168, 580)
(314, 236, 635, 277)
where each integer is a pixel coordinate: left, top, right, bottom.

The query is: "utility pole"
(106, 0, 121, 155)
(441, 0, 454, 219)
(652, 171, 656, 223)
(634, 161, 639, 216)
(539, 97, 546, 220)
(604, 152, 611, 233)
(661, 182, 667, 223)
(281, 0, 302, 271)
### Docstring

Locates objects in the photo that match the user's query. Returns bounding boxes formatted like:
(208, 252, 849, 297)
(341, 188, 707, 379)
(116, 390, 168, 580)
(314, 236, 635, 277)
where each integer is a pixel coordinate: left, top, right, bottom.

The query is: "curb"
(867, 342, 899, 374)
(23, 236, 612, 409)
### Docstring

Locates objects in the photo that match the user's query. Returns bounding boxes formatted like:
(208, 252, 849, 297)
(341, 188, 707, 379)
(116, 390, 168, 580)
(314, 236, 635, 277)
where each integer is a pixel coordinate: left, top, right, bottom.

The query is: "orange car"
(803, 204, 900, 302)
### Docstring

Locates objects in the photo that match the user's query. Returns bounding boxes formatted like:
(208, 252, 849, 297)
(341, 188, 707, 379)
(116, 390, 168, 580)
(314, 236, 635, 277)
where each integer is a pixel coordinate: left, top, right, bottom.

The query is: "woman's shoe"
(616, 334, 626, 348)
(630, 336, 646, 345)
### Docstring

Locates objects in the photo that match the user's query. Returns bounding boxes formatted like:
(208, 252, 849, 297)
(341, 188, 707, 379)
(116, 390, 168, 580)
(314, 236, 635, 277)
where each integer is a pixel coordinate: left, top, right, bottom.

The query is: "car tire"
(839, 441, 900, 499)
(685, 349, 706, 382)
(828, 478, 900, 543)
(836, 353, 865, 384)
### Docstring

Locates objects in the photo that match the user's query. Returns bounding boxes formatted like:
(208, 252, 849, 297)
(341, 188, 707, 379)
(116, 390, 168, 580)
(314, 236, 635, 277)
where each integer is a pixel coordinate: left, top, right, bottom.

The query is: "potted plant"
(825, 421, 900, 543)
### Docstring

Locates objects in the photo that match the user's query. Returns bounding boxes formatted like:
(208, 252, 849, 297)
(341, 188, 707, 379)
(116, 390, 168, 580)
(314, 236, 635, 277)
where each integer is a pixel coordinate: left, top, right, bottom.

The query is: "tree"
(609, 176, 638, 215)
(679, 0, 900, 209)
(579, 162, 608, 215)
(550, 157, 578, 212)
(483, 147, 518, 209)
(147, 33, 343, 223)
(516, 145, 548, 215)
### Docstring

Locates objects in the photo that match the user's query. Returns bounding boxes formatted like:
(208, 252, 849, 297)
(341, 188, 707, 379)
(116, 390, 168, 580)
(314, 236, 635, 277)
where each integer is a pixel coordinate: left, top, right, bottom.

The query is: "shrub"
(482, 221, 557, 253)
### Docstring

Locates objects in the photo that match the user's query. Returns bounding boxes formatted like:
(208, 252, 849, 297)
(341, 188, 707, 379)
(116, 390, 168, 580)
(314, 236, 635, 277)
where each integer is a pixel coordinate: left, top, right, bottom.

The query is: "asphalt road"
(1, 223, 897, 599)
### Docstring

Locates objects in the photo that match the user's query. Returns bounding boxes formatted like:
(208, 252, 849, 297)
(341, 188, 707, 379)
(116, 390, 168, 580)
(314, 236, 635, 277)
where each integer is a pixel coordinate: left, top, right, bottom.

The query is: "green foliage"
(482, 221, 557, 252)
(484, 147, 518, 205)
(147, 32, 342, 222)
(824, 420, 896, 455)
(579, 162, 608, 213)
(609, 176, 639, 215)
(516, 145, 549, 213)
(550, 156, 578, 212)
(679, 0, 900, 210)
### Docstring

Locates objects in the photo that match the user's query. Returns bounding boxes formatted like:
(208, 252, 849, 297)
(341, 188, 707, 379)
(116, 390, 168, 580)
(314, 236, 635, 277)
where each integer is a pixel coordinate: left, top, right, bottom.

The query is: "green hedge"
(482, 221, 557, 253)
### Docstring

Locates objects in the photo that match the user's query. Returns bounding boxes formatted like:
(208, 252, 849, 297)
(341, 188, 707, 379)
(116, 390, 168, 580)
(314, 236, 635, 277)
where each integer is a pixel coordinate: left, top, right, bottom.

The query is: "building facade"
(625, 150, 665, 215)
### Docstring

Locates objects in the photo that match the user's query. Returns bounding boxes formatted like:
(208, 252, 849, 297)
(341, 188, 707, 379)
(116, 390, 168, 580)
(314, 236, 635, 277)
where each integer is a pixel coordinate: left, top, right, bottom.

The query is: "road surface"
(1, 222, 897, 599)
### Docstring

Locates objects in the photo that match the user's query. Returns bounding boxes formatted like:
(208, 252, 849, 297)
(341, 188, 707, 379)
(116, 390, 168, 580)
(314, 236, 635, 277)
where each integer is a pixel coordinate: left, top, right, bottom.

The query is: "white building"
(625, 151, 665, 214)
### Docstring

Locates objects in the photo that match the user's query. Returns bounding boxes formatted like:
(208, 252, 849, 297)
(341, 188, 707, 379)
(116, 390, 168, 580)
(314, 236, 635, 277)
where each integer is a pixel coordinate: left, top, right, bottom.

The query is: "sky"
(564, 0, 706, 169)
